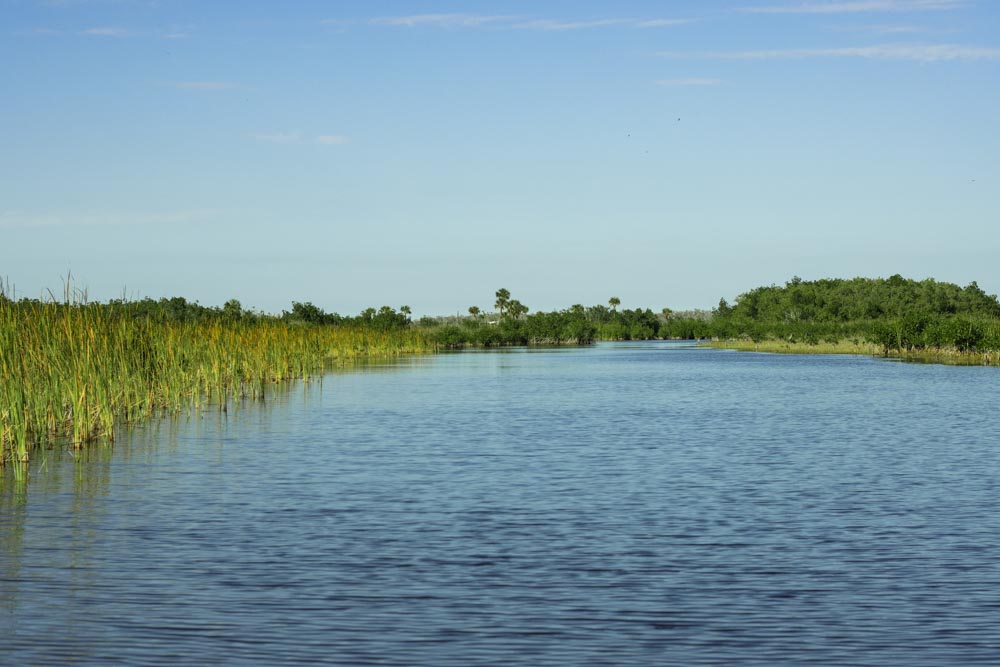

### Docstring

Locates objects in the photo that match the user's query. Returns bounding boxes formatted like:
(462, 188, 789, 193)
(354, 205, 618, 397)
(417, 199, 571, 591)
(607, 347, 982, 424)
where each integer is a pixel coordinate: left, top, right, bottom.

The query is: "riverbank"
(702, 339, 1000, 365)
(0, 298, 435, 467)
(702, 339, 878, 355)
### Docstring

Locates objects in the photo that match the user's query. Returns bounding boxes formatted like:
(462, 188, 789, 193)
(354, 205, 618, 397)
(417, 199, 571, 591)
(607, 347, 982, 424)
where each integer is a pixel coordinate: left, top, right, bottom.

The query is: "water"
(3, 342, 1000, 665)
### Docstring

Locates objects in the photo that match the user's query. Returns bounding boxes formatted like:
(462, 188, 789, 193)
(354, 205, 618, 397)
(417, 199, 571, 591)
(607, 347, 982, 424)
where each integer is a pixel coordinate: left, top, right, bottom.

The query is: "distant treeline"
(421, 278, 1000, 354)
(420, 289, 717, 347)
(5, 275, 999, 354)
(424, 304, 719, 346)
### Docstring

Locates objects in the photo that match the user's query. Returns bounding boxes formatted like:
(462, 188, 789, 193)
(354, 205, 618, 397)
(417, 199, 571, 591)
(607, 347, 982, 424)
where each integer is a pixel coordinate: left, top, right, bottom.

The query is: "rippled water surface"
(4, 342, 1000, 665)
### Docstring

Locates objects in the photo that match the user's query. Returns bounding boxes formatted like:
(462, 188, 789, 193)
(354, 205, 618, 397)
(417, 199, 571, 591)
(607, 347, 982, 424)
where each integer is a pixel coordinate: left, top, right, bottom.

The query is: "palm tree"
(609, 296, 621, 311)
(468, 306, 481, 318)
(495, 288, 511, 317)
(507, 299, 528, 320)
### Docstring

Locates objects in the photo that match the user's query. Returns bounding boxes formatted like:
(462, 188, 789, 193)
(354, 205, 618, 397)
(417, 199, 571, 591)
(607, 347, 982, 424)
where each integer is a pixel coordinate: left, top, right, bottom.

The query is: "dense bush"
(712, 276, 1000, 354)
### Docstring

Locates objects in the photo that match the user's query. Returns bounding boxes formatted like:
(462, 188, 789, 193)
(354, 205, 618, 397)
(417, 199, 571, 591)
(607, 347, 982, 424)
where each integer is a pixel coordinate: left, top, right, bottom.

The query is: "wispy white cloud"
(40, 0, 139, 6)
(251, 132, 303, 145)
(169, 81, 241, 91)
(634, 19, 692, 28)
(19, 25, 188, 39)
(341, 14, 690, 31)
(0, 210, 23, 227)
(16, 27, 62, 35)
(743, 0, 965, 14)
(368, 14, 513, 28)
(81, 26, 131, 36)
(0, 209, 214, 229)
(320, 19, 356, 28)
(250, 133, 348, 146)
(658, 43, 1000, 61)
(316, 135, 350, 145)
(511, 18, 690, 30)
(832, 23, 928, 33)
(655, 77, 723, 86)
(511, 18, 633, 31)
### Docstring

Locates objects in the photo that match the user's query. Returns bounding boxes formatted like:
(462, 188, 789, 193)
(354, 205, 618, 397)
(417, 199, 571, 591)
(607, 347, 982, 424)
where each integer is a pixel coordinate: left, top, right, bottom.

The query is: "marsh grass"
(702, 339, 879, 356)
(889, 348, 1000, 366)
(0, 296, 434, 467)
(703, 338, 1000, 365)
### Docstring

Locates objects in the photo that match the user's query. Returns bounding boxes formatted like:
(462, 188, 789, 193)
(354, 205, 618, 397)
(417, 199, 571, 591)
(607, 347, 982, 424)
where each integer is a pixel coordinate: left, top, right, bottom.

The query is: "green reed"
(703, 337, 1000, 365)
(0, 297, 435, 465)
(702, 339, 879, 356)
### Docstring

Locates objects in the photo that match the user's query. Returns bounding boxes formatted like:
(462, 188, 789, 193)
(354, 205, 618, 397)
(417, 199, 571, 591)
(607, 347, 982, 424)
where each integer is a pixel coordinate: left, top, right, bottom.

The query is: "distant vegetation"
(420, 289, 711, 347)
(179, 276, 1000, 357)
(108, 295, 416, 331)
(4, 274, 1000, 466)
(709, 275, 1000, 357)
(418, 278, 1000, 360)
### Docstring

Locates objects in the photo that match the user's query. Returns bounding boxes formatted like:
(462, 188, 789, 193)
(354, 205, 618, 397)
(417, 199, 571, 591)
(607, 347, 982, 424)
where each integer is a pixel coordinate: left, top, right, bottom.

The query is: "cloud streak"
(368, 13, 514, 28)
(251, 133, 350, 146)
(81, 27, 131, 37)
(339, 14, 690, 31)
(169, 81, 241, 91)
(251, 132, 303, 145)
(658, 43, 1000, 62)
(512, 18, 633, 31)
(832, 24, 929, 33)
(18, 26, 188, 39)
(16, 28, 62, 36)
(0, 209, 214, 230)
(634, 19, 692, 28)
(743, 0, 965, 14)
(40, 0, 138, 6)
(316, 135, 349, 145)
(655, 78, 723, 86)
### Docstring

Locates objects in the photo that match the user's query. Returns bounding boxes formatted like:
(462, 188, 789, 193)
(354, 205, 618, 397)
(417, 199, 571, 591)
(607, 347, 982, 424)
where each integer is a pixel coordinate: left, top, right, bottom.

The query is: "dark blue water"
(3, 342, 1000, 665)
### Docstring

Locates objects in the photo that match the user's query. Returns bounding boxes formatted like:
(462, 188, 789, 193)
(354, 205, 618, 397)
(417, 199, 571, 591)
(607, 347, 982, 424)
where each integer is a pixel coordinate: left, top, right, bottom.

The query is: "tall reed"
(0, 297, 435, 465)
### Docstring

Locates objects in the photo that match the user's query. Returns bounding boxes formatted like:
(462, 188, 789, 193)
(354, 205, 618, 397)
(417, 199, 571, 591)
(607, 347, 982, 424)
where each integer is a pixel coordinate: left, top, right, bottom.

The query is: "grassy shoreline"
(0, 299, 435, 468)
(8, 274, 1000, 468)
(702, 339, 878, 355)
(703, 338, 1000, 365)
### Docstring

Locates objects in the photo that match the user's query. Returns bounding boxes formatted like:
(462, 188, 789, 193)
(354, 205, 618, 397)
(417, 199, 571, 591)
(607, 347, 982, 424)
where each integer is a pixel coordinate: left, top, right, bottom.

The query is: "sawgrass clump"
(0, 296, 434, 465)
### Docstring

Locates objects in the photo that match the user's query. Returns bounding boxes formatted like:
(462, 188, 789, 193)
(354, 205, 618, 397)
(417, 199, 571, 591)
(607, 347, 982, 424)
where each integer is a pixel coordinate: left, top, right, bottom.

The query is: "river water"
(3, 341, 1000, 665)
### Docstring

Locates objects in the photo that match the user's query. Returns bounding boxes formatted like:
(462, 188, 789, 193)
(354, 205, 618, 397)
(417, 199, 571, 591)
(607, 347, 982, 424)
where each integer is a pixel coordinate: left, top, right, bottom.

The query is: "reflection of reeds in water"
(0, 298, 435, 465)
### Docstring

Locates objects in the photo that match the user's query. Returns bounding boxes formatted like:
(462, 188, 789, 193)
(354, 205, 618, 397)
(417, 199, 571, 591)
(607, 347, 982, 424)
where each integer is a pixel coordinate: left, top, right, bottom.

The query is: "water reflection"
(0, 471, 27, 616)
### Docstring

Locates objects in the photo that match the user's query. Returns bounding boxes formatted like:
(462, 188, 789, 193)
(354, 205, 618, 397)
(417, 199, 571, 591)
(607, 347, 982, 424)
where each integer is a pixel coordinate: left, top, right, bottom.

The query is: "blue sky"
(2, 0, 998, 315)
